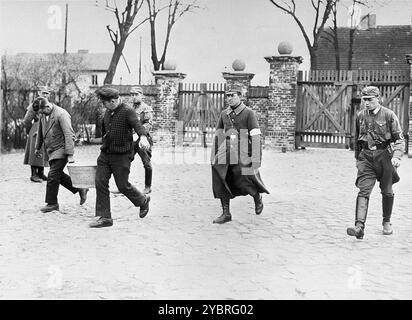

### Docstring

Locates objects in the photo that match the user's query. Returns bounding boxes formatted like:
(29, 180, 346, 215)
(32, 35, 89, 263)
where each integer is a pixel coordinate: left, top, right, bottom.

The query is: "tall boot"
(213, 198, 232, 224)
(143, 167, 152, 194)
(37, 167, 48, 181)
(347, 196, 369, 239)
(382, 194, 394, 235)
(30, 166, 42, 183)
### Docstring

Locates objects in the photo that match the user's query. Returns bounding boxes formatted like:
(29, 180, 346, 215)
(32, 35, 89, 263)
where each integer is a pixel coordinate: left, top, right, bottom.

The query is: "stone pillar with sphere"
(222, 59, 255, 100)
(264, 41, 303, 151)
(151, 60, 187, 147)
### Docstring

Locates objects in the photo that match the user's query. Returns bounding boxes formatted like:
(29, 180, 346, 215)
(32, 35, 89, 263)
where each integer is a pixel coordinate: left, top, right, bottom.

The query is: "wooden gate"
(296, 70, 410, 149)
(178, 83, 226, 146)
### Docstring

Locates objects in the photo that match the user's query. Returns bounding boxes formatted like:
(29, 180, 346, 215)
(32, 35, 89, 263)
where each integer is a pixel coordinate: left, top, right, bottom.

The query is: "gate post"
(222, 59, 255, 100)
(152, 66, 187, 147)
(264, 45, 303, 151)
(406, 54, 412, 157)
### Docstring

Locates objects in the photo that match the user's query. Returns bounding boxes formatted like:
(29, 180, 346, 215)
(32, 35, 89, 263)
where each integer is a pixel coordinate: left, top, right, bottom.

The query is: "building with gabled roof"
(316, 15, 412, 71)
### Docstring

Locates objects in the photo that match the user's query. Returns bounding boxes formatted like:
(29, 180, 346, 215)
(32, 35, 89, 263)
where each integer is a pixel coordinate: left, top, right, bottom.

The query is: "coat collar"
(225, 103, 246, 115)
(43, 104, 56, 136)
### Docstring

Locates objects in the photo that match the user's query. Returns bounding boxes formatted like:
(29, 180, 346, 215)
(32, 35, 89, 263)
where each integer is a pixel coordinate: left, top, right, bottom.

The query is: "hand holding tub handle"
(391, 157, 401, 168)
(138, 135, 150, 150)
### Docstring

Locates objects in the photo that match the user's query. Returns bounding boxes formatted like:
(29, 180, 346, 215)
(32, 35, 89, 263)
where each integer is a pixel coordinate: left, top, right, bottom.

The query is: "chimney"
(368, 14, 376, 28)
(78, 49, 89, 54)
(359, 14, 376, 30)
(359, 15, 368, 30)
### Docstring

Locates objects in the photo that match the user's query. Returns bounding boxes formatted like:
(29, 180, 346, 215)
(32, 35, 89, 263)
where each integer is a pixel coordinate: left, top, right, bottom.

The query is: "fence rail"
(299, 69, 410, 83)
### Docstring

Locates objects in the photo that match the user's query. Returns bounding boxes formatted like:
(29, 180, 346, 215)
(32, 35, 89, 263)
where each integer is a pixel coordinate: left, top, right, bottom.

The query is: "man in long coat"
(23, 92, 49, 182)
(211, 86, 269, 224)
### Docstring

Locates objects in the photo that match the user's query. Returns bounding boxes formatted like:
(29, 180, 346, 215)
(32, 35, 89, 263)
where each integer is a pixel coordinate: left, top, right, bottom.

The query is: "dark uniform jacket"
(211, 103, 269, 199)
(354, 106, 404, 159)
(101, 103, 147, 154)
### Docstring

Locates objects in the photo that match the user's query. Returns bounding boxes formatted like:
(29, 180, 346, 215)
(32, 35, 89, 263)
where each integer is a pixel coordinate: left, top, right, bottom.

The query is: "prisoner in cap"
(95, 87, 120, 101)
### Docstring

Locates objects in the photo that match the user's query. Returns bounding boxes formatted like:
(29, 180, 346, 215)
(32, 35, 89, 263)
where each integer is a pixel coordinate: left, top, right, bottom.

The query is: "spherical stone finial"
(232, 59, 246, 71)
(277, 41, 293, 55)
(163, 60, 177, 70)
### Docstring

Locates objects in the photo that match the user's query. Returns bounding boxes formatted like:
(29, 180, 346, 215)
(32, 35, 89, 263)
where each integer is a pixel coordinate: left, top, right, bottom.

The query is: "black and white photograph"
(1, 0, 412, 304)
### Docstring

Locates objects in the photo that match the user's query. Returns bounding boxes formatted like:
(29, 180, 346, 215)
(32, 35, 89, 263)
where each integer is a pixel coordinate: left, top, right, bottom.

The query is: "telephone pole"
(138, 36, 142, 85)
(61, 3, 68, 105)
(64, 3, 68, 55)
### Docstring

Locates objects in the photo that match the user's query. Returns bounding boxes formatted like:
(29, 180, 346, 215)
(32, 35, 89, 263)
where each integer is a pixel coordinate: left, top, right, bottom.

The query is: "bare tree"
(268, 0, 336, 70)
(146, 0, 201, 71)
(1, 53, 86, 149)
(321, 0, 382, 70)
(102, 0, 149, 84)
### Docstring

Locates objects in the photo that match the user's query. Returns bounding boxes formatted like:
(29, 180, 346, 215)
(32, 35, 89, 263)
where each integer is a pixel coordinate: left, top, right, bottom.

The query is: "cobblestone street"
(1, 145, 412, 299)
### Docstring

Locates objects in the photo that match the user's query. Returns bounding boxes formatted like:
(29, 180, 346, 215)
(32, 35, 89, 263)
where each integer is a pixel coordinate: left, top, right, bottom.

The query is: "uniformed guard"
(130, 86, 154, 194)
(347, 86, 404, 239)
(211, 85, 269, 224)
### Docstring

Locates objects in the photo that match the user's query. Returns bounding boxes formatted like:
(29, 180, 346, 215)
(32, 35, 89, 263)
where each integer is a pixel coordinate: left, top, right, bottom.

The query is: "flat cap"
(130, 86, 143, 94)
(361, 86, 380, 98)
(95, 87, 119, 100)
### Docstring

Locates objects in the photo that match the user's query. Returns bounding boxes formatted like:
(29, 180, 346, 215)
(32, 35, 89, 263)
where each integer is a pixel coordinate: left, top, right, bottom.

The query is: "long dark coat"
(23, 104, 48, 167)
(211, 103, 269, 199)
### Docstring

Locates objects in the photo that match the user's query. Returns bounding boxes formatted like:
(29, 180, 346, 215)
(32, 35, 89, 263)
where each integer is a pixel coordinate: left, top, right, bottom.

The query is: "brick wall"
(264, 56, 303, 151)
(247, 97, 269, 137)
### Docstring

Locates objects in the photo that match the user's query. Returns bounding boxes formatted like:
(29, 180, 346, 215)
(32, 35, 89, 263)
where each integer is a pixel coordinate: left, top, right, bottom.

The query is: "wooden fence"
(296, 70, 410, 149)
(178, 83, 226, 146)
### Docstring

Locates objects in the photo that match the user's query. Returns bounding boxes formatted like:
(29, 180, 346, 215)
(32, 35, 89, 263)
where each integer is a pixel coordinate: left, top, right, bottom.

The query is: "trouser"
(355, 149, 396, 223)
(46, 157, 79, 205)
(135, 144, 152, 187)
(95, 152, 146, 218)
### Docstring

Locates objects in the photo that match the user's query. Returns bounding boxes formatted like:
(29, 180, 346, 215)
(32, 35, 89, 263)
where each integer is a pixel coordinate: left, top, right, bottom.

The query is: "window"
(92, 74, 98, 85)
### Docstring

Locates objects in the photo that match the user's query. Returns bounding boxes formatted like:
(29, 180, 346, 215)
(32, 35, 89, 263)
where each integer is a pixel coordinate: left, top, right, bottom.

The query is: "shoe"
(79, 188, 89, 205)
(143, 186, 152, 194)
(346, 225, 364, 239)
(139, 195, 151, 218)
(253, 193, 263, 215)
(89, 217, 113, 228)
(213, 212, 232, 224)
(37, 168, 48, 181)
(40, 203, 59, 212)
(38, 174, 48, 181)
(382, 222, 393, 235)
(30, 175, 42, 183)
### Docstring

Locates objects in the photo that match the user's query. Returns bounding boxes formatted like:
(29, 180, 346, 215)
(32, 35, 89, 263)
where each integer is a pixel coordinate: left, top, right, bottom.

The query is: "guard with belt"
(347, 86, 404, 239)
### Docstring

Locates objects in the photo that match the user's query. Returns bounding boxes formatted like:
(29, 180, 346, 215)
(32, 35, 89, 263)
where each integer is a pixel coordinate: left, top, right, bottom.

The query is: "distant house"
(316, 15, 412, 71)
(3, 50, 121, 93)
(67, 49, 112, 92)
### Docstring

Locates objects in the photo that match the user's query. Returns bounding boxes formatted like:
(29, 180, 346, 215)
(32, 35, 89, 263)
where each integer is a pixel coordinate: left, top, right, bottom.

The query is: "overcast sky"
(1, 0, 411, 85)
